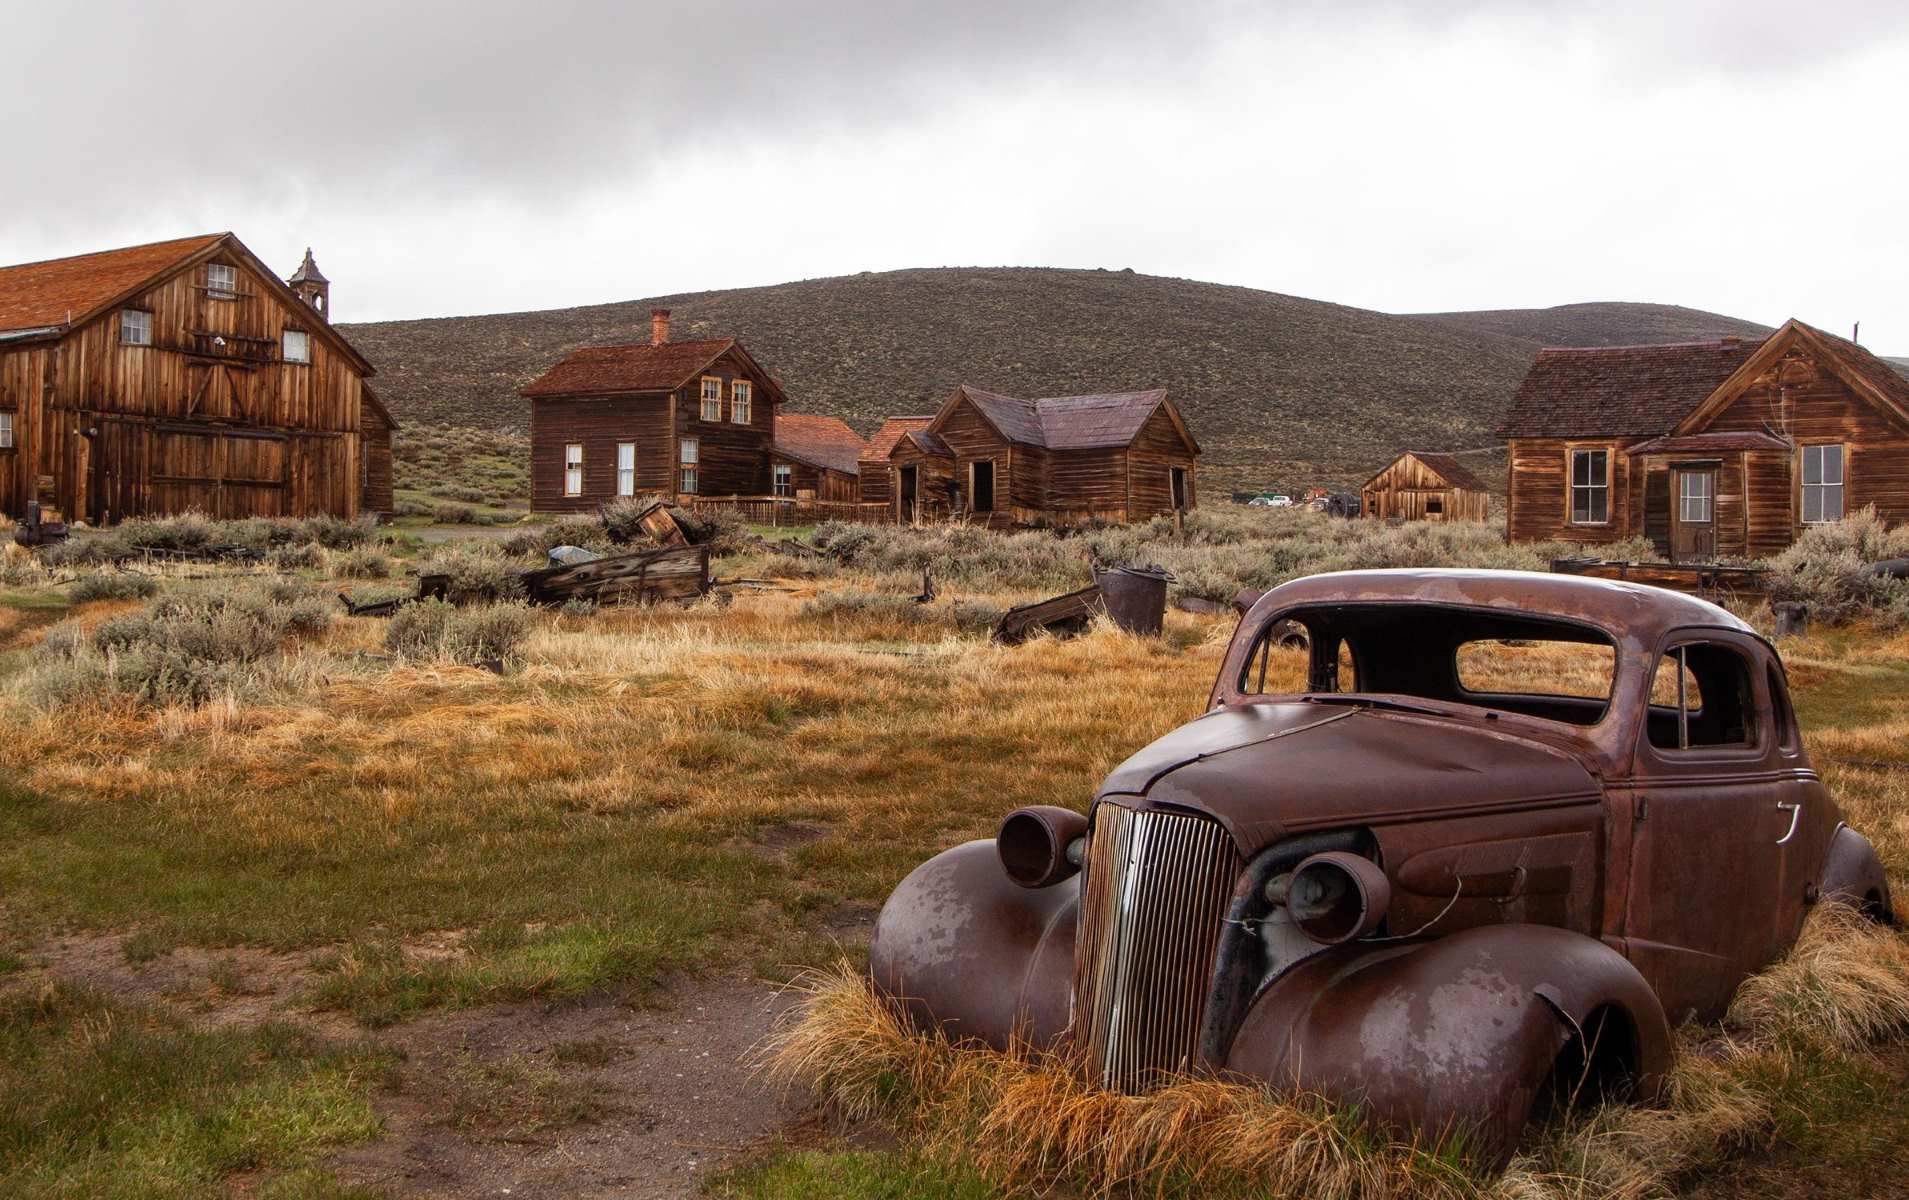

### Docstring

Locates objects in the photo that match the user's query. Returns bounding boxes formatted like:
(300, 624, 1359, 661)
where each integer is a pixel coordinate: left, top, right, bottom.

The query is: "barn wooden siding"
(0, 242, 378, 523)
(1361, 452, 1489, 522)
(1505, 438, 1643, 545)
(1123, 404, 1198, 521)
(769, 454, 858, 503)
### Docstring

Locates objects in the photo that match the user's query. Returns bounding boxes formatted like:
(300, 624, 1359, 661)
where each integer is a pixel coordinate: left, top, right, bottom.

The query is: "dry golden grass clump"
(772, 900, 1909, 1200)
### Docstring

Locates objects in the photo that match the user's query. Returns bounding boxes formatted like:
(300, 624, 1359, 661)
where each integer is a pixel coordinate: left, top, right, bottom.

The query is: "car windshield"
(1238, 602, 1618, 727)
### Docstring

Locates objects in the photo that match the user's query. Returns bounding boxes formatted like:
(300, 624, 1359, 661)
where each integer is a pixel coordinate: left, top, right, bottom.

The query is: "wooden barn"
(0, 233, 388, 523)
(1360, 451, 1490, 521)
(1497, 320, 1909, 561)
(856, 415, 933, 512)
(520, 309, 789, 512)
(878, 385, 1199, 527)
(770, 412, 866, 503)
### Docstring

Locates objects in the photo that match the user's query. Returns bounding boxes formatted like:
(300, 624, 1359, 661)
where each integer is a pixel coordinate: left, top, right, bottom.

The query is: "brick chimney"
(651, 308, 671, 345)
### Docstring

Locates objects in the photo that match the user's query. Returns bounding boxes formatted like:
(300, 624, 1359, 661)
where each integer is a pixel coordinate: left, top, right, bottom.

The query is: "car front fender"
(1223, 923, 1672, 1165)
(868, 839, 1076, 1051)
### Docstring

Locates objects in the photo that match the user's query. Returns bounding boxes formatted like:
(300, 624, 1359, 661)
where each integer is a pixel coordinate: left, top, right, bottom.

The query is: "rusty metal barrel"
(1094, 564, 1174, 637)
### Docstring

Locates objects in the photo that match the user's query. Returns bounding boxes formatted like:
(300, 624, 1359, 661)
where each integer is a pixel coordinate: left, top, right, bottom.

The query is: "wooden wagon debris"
(993, 583, 1103, 645)
(12, 501, 69, 548)
(340, 543, 712, 616)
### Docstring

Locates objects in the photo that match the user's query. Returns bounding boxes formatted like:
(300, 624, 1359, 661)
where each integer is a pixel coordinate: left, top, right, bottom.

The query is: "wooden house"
(521, 309, 789, 512)
(1497, 319, 1909, 561)
(1360, 451, 1490, 522)
(879, 385, 1199, 527)
(770, 413, 865, 503)
(856, 415, 933, 512)
(0, 233, 389, 523)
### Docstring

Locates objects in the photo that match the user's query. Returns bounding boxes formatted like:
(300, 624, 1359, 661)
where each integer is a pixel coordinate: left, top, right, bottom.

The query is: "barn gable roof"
(0, 232, 375, 374)
(773, 412, 866, 475)
(1409, 451, 1489, 492)
(937, 385, 1190, 451)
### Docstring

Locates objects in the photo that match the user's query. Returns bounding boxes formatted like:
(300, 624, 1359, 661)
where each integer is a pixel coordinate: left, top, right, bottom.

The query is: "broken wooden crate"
(520, 543, 712, 606)
(993, 583, 1103, 645)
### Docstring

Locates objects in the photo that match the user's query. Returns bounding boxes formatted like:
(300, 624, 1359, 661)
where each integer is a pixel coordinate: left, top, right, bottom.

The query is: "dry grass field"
(0, 509, 1904, 1199)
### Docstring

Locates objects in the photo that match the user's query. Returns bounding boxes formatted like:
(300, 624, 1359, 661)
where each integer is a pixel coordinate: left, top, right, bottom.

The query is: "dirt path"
(11, 933, 806, 1199)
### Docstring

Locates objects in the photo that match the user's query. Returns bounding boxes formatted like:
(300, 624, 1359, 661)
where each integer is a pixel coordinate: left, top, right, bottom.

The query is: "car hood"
(1098, 701, 1600, 856)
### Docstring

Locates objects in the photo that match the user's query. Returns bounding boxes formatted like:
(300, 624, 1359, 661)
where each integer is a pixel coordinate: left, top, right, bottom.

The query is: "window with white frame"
(731, 380, 752, 425)
(773, 462, 792, 496)
(1801, 444, 1845, 524)
(679, 438, 699, 493)
(564, 443, 584, 496)
(1678, 471, 1712, 524)
(282, 329, 310, 363)
(206, 263, 237, 297)
(0, 411, 13, 449)
(700, 377, 722, 421)
(120, 309, 152, 346)
(616, 442, 636, 497)
(1570, 449, 1609, 524)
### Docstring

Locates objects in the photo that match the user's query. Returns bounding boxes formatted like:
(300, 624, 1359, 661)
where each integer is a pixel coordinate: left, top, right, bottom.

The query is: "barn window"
(701, 377, 723, 421)
(1427, 496, 1444, 514)
(282, 329, 310, 364)
(773, 463, 792, 497)
(564, 443, 584, 496)
(120, 309, 152, 346)
(1801, 444, 1844, 524)
(731, 380, 752, 425)
(616, 442, 636, 497)
(0, 411, 12, 449)
(679, 438, 699, 494)
(1570, 449, 1609, 524)
(206, 263, 237, 298)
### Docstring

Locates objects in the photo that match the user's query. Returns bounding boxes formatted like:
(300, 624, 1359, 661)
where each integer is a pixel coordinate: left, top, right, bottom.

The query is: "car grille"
(1072, 803, 1242, 1092)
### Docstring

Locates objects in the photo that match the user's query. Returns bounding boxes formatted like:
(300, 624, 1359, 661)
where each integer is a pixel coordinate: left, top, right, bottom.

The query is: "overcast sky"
(3, 1, 1905, 349)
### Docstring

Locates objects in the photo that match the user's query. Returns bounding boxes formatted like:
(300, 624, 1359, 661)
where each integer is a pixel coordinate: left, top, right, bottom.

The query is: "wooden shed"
(770, 412, 865, 503)
(856, 415, 933, 511)
(1360, 451, 1490, 522)
(0, 234, 386, 524)
(882, 385, 1199, 527)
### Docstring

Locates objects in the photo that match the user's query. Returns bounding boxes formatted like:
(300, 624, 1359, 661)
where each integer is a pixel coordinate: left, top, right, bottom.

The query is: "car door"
(1622, 633, 1785, 1023)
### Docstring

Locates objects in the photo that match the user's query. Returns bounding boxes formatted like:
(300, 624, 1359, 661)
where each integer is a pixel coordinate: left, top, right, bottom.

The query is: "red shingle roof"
(520, 338, 736, 397)
(0, 233, 226, 334)
(862, 416, 935, 462)
(952, 385, 1174, 450)
(1495, 339, 1763, 438)
(773, 412, 866, 475)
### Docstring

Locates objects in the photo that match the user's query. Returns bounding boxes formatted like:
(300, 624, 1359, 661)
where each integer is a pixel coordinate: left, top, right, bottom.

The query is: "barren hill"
(341, 268, 1772, 495)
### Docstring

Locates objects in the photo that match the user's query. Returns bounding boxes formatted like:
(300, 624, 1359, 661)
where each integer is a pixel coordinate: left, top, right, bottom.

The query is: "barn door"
(898, 465, 918, 524)
(1671, 467, 1717, 563)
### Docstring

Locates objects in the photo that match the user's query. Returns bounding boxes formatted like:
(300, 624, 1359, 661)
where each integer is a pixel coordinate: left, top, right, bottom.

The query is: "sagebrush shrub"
(1765, 508, 1909, 624)
(68, 572, 161, 603)
(385, 599, 535, 665)
(417, 543, 527, 604)
(333, 547, 392, 579)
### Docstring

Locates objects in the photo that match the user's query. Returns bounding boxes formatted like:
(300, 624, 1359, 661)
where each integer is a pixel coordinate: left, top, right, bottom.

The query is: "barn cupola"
(287, 248, 331, 320)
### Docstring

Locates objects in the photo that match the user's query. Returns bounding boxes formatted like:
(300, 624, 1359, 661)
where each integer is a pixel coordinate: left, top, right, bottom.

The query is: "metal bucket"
(1095, 564, 1174, 637)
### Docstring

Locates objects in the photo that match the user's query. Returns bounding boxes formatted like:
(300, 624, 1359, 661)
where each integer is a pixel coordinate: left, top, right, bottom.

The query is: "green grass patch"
(709, 1150, 994, 1200)
(0, 983, 391, 1198)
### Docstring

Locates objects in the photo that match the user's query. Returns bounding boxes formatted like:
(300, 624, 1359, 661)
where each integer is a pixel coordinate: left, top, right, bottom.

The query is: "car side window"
(1766, 664, 1799, 753)
(1647, 642, 1757, 751)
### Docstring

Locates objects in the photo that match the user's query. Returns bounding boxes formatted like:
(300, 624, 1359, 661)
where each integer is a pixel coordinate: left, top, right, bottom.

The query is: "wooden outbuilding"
(880, 385, 1199, 527)
(770, 412, 865, 503)
(1360, 451, 1490, 521)
(0, 233, 387, 523)
(1497, 319, 1909, 561)
(520, 309, 788, 512)
(856, 415, 933, 511)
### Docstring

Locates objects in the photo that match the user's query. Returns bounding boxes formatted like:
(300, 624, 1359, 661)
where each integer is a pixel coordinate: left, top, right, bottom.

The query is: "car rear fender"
(1223, 923, 1672, 1166)
(868, 839, 1076, 1051)
(1821, 822, 1896, 924)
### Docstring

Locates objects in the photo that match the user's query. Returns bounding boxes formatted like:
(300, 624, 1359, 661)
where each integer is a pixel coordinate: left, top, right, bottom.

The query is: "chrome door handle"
(1775, 801, 1802, 845)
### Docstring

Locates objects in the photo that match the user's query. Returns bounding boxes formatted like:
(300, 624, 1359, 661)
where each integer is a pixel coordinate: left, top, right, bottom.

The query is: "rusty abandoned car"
(869, 569, 1895, 1162)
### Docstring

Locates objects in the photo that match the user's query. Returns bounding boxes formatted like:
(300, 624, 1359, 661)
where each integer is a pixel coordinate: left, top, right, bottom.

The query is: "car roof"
(1249, 569, 1754, 643)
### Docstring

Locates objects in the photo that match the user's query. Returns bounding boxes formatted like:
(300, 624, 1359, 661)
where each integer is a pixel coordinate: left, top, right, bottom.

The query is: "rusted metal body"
(870, 568, 1893, 1164)
(12, 500, 68, 547)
